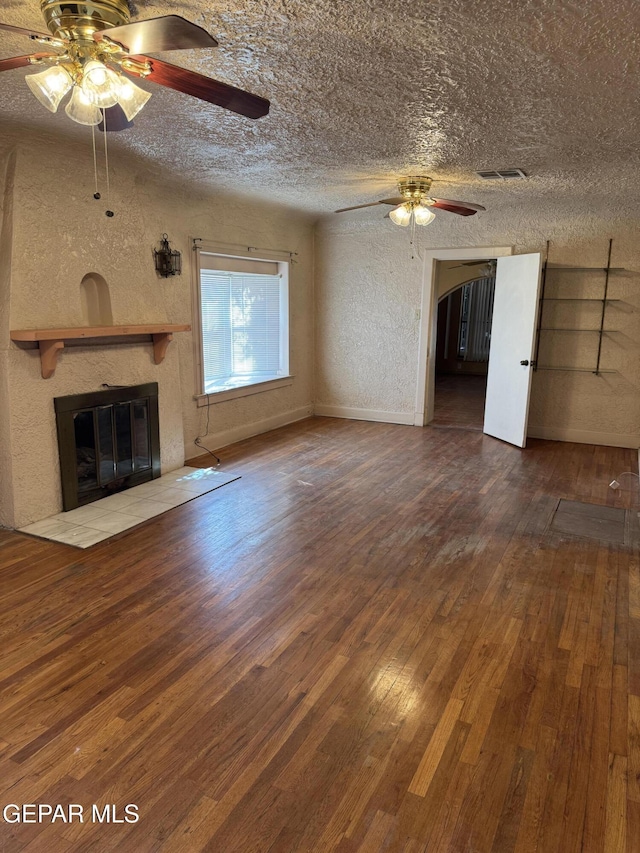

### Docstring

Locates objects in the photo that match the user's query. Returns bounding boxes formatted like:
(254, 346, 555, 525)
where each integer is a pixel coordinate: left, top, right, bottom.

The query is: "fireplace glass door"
(55, 383, 160, 510)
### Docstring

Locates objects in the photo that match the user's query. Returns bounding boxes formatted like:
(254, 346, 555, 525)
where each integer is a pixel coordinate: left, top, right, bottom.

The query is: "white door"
(483, 253, 542, 447)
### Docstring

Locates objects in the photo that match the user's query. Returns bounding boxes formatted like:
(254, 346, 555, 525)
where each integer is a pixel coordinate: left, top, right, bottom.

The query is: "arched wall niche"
(80, 272, 113, 326)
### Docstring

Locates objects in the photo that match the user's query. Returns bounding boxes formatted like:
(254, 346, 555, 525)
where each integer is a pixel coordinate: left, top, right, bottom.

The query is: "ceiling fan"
(452, 259, 497, 274)
(0, 0, 269, 130)
(335, 176, 485, 228)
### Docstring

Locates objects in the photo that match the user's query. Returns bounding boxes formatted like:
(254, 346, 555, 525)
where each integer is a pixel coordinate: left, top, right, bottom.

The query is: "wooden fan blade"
(335, 201, 384, 213)
(451, 260, 496, 269)
(0, 52, 54, 72)
(0, 54, 36, 72)
(0, 22, 60, 43)
(95, 15, 217, 55)
(430, 200, 480, 216)
(98, 104, 133, 132)
(335, 197, 405, 213)
(130, 56, 269, 118)
(431, 198, 486, 212)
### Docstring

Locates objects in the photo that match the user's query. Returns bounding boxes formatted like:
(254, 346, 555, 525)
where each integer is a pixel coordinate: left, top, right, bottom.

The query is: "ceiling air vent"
(476, 169, 527, 179)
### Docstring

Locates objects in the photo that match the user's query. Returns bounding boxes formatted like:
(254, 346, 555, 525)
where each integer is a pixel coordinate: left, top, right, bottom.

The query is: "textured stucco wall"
(2, 139, 314, 528)
(315, 229, 422, 415)
(0, 149, 17, 526)
(316, 201, 640, 446)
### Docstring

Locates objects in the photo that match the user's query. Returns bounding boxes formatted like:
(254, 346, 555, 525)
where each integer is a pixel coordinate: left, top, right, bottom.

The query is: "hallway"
(432, 373, 487, 431)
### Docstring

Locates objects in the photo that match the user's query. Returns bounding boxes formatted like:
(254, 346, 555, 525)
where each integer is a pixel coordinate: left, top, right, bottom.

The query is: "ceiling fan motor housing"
(398, 176, 433, 202)
(40, 0, 130, 40)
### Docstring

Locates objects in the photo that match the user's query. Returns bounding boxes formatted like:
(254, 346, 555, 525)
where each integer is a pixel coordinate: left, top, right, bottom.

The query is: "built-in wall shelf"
(541, 297, 622, 302)
(10, 324, 191, 378)
(538, 328, 615, 332)
(534, 239, 628, 375)
(536, 366, 618, 374)
(545, 266, 625, 272)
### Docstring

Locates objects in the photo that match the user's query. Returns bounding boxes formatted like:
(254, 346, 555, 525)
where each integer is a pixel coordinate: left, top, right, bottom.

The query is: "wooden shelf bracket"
(152, 332, 174, 365)
(39, 339, 65, 379)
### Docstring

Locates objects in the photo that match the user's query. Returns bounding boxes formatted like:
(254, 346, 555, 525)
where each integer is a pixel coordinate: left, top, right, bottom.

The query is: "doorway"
(432, 260, 496, 430)
(415, 247, 543, 448)
(414, 245, 512, 429)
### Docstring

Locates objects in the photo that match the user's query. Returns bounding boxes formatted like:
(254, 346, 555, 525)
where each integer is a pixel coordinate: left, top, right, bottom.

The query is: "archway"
(414, 245, 512, 426)
(432, 264, 496, 429)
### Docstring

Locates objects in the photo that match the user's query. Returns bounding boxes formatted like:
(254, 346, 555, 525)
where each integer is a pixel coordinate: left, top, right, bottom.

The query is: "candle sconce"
(154, 234, 182, 277)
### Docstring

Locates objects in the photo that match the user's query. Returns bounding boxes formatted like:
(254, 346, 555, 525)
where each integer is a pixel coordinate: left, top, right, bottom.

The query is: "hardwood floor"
(0, 417, 638, 852)
(432, 374, 487, 431)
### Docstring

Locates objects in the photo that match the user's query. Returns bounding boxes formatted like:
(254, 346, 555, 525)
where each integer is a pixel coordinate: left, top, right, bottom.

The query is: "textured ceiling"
(2, 0, 640, 216)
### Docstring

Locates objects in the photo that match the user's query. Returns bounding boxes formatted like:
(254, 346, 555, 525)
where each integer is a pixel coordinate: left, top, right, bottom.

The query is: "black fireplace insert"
(54, 382, 161, 511)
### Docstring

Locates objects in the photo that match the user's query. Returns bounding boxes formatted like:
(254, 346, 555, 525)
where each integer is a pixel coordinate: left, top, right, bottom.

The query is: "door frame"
(414, 246, 513, 426)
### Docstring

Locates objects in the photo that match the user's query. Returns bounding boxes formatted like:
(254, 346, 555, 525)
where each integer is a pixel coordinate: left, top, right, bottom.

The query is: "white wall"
(316, 202, 640, 448)
(0, 138, 314, 528)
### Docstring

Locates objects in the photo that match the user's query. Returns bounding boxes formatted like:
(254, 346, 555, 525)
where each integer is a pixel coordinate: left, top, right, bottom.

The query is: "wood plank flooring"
(432, 374, 487, 430)
(0, 416, 638, 852)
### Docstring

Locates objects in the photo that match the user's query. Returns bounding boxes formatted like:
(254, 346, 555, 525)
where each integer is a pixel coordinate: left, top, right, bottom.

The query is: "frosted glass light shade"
(389, 204, 412, 227)
(25, 65, 73, 113)
(413, 204, 436, 226)
(116, 75, 151, 120)
(81, 60, 120, 108)
(65, 85, 102, 125)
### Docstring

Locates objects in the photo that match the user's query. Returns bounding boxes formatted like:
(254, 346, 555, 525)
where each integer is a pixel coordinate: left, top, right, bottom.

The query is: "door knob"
(520, 360, 529, 366)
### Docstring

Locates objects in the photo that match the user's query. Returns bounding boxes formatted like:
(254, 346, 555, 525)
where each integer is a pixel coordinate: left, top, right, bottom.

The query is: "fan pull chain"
(102, 111, 114, 217)
(90, 116, 113, 217)
(91, 123, 100, 200)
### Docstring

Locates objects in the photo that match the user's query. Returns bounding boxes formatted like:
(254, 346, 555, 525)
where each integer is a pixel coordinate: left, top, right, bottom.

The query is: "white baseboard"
(186, 409, 638, 456)
(528, 424, 640, 450)
(185, 404, 313, 458)
(314, 404, 414, 425)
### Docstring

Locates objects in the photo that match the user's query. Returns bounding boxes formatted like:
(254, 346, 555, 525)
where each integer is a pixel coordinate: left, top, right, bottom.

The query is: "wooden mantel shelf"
(10, 324, 191, 378)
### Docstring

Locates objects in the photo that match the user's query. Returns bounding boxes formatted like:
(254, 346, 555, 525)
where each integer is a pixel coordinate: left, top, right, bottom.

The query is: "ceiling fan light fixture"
(65, 84, 102, 125)
(25, 64, 73, 112)
(477, 261, 496, 277)
(389, 204, 412, 227)
(81, 59, 120, 108)
(413, 204, 436, 226)
(116, 75, 151, 121)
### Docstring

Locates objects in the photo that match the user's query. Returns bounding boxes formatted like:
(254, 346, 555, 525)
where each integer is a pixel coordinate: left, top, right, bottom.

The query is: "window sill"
(194, 376, 293, 406)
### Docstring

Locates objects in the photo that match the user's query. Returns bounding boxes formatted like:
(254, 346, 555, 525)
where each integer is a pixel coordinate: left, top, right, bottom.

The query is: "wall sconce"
(154, 234, 182, 277)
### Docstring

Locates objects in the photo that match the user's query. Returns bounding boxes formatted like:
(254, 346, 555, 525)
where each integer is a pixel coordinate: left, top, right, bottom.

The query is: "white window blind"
(200, 269, 286, 393)
(457, 277, 495, 362)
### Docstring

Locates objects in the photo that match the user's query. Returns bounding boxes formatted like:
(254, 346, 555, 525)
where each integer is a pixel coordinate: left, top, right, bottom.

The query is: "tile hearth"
(19, 466, 240, 549)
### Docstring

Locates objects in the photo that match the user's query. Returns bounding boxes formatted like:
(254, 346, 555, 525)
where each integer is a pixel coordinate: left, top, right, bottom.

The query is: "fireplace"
(54, 383, 161, 511)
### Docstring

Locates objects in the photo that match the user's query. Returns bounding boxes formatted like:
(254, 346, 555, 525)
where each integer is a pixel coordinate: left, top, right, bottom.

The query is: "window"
(196, 252, 290, 397)
(456, 277, 495, 362)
